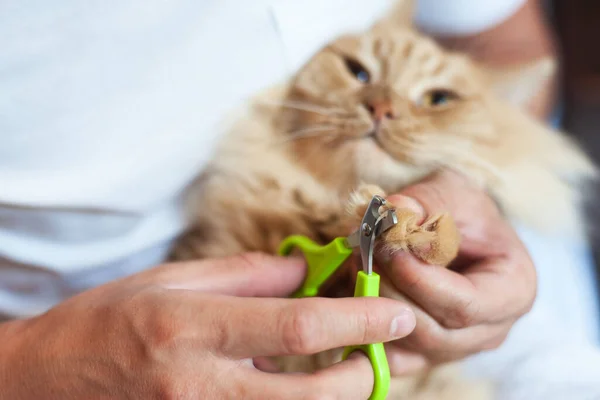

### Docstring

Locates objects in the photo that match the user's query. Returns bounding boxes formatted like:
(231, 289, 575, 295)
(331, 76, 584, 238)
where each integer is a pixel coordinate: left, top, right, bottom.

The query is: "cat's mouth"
(365, 122, 386, 149)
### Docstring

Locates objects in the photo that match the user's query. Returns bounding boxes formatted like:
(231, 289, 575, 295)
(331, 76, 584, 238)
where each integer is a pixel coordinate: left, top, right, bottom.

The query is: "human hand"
(380, 170, 536, 375)
(2, 253, 416, 399)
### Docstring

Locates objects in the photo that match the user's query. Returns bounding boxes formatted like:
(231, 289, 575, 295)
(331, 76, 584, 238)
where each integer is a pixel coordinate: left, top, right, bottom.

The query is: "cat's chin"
(353, 139, 429, 192)
(354, 134, 390, 162)
(366, 131, 387, 151)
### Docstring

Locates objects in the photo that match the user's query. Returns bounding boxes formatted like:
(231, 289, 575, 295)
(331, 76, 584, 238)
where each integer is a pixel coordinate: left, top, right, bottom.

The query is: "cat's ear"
(484, 57, 556, 108)
(371, 0, 415, 32)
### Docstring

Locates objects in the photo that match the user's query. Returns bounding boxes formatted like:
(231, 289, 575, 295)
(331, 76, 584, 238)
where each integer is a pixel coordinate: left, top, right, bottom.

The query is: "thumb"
(387, 170, 498, 226)
(137, 252, 307, 297)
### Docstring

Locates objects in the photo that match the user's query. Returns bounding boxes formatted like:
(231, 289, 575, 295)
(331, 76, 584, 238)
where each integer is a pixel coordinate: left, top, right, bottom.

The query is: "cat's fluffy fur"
(171, 1, 596, 398)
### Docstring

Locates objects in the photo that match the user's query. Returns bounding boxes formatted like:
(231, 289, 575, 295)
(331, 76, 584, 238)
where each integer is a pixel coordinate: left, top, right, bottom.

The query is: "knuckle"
(394, 273, 423, 294)
(153, 373, 190, 400)
(121, 285, 163, 315)
(482, 331, 509, 351)
(519, 285, 536, 317)
(359, 300, 372, 344)
(404, 272, 424, 292)
(412, 325, 443, 354)
(508, 256, 537, 318)
(147, 314, 181, 349)
(441, 297, 480, 329)
(281, 304, 319, 355)
(207, 310, 234, 353)
(345, 297, 372, 344)
(236, 252, 271, 271)
(124, 287, 185, 351)
(427, 349, 459, 364)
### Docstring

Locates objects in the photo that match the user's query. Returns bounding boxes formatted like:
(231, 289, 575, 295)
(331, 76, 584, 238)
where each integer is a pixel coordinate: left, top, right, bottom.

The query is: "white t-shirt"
(0, 0, 527, 319)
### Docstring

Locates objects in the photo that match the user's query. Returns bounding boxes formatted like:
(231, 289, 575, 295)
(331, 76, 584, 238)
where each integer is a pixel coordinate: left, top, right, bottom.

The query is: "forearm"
(425, 0, 558, 120)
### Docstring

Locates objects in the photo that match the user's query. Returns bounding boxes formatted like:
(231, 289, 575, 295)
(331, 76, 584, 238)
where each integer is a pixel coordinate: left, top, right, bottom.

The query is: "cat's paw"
(382, 210, 460, 266)
(346, 184, 460, 267)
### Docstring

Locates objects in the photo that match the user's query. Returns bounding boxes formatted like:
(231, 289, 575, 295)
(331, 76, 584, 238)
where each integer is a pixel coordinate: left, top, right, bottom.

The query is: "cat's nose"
(364, 100, 395, 121)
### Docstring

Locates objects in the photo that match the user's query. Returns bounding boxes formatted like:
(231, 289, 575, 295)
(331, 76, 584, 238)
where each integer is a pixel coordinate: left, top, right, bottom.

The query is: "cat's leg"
(347, 184, 460, 267)
(169, 174, 356, 261)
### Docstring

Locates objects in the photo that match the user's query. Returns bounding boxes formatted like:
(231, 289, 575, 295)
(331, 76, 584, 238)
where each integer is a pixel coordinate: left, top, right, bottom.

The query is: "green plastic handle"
(278, 238, 390, 400)
(278, 235, 352, 298)
(342, 271, 390, 400)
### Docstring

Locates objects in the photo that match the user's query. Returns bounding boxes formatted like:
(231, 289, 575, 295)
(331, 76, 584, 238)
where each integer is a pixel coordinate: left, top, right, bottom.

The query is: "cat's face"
(277, 27, 516, 191)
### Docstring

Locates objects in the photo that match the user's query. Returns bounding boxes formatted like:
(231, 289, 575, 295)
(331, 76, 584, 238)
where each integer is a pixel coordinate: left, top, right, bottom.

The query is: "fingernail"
(390, 308, 416, 338)
(386, 195, 424, 217)
(346, 351, 365, 361)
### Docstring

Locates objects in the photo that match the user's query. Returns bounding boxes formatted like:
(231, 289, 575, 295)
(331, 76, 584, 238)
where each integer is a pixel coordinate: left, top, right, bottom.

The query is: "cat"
(170, 1, 596, 398)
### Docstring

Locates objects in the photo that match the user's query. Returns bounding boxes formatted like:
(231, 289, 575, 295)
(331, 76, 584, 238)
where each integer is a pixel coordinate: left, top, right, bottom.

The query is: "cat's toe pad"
(383, 210, 460, 266)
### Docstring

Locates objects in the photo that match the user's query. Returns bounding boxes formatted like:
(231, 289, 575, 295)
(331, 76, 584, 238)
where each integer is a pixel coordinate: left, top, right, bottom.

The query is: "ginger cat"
(171, 2, 596, 398)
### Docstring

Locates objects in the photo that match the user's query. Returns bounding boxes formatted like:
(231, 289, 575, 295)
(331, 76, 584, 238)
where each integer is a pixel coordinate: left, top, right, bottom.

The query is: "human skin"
(383, 171, 536, 375)
(0, 253, 418, 399)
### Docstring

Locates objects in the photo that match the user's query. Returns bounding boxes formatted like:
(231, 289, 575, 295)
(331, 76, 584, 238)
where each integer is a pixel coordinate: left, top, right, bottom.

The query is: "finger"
(234, 353, 376, 400)
(205, 295, 416, 358)
(384, 345, 429, 376)
(386, 171, 525, 263)
(134, 252, 308, 297)
(385, 252, 534, 329)
(384, 170, 536, 329)
(391, 170, 503, 229)
(253, 357, 281, 373)
(397, 304, 513, 363)
(313, 352, 376, 399)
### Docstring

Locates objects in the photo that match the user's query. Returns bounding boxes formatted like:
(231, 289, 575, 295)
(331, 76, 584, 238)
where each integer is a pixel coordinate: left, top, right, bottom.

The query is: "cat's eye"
(343, 57, 370, 83)
(420, 89, 459, 108)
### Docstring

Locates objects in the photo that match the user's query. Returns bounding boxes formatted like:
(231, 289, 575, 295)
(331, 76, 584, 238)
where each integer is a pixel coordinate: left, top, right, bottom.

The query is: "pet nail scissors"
(278, 195, 397, 400)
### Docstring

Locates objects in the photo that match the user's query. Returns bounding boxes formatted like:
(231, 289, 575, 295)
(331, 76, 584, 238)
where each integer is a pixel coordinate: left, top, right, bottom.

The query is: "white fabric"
(464, 225, 600, 399)
(1, 1, 600, 398)
(0, 0, 391, 317)
(415, 0, 527, 35)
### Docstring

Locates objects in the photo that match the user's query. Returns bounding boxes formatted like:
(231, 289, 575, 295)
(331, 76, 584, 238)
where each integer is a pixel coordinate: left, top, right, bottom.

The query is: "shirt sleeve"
(414, 0, 528, 35)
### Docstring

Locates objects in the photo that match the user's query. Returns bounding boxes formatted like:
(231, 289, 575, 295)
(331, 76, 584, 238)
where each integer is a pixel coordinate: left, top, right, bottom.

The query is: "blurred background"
(552, 1, 600, 292)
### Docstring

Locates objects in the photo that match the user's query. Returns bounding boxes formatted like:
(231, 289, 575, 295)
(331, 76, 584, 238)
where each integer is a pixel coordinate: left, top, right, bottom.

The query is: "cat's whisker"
(258, 99, 348, 117)
(380, 130, 424, 150)
(270, 119, 370, 146)
(344, 119, 369, 127)
(288, 125, 337, 136)
(270, 126, 339, 146)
